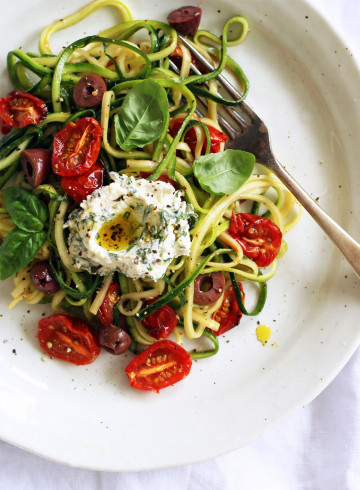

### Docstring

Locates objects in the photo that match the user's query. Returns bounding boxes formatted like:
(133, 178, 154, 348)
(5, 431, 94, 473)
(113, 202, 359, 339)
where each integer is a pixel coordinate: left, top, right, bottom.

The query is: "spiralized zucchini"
(0, 0, 301, 360)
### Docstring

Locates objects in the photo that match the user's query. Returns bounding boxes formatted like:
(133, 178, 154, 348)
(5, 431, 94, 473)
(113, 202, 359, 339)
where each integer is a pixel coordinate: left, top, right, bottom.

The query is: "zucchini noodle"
(118, 279, 165, 316)
(89, 273, 113, 314)
(39, 0, 133, 55)
(54, 201, 79, 272)
(9, 266, 45, 308)
(0, 1, 301, 369)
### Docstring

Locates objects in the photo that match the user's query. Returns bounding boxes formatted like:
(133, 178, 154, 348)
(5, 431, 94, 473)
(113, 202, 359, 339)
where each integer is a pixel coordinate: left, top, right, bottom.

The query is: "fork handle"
(270, 157, 360, 278)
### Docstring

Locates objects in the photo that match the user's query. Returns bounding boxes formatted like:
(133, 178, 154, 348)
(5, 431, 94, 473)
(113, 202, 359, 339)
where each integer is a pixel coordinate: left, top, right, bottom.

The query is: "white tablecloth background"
(1, 0, 359, 488)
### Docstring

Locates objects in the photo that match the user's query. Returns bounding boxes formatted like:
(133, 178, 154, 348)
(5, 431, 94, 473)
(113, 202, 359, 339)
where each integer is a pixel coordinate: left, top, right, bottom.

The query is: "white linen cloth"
(0, 0, 359, 488)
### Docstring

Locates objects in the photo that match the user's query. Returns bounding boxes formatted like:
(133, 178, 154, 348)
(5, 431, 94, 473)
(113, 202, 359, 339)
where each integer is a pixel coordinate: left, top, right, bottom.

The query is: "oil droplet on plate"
(256, 324, 272, 346)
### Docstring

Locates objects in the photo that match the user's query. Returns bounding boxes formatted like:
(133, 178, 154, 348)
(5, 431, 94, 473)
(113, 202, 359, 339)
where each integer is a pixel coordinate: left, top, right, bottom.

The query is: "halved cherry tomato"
(139, 171, 179, 190)
(52, 117, 102, 176)
(97, 282, 121, 327)
(0, 90, 47, 129)
(38, 314, 100, 365)
(228, 213, 282, 267)
(141, 297, 177, 340)
(61, 160, 104, 203)
(212, 283, 245, 336)
(124, 339, 192, 392)
(169, 117, 228, 155)
(169, 45, 206, 74)
(0, 117, 12, 135)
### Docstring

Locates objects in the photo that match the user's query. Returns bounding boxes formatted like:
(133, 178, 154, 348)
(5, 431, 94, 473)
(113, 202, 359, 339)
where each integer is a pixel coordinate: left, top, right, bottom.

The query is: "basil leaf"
(193, 149, 255, 195)
(4, 187, 48, 232)
(0, 227, 46, 280)
(114, 79, 169, 150)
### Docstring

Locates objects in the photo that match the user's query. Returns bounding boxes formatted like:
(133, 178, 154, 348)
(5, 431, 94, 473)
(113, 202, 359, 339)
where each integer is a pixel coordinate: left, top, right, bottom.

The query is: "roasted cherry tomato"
(52, 117, 102, 176)
(0, 90, 47, 129)
(139, 171, 179, 190)
(212, 283, 245, 336)
(228, 213, 282, 267)
(0, 117, 12, 135)
(61, 160, 104, 203)
(141, 297, 177, 340)
(169, 117, 228, 155)
(97, 282, 121, 327)
(169, 45, 206, 74)
(124, 339, 192, 392)
(38, 314, 100, 365)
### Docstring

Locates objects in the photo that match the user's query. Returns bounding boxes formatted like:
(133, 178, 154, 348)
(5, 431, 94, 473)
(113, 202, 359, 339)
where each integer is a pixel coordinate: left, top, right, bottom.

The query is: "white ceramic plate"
(0, 0, 359, 471)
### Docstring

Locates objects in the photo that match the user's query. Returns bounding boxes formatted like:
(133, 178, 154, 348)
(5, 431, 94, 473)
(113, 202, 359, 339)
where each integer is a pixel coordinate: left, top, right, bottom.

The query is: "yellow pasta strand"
(39, 0, 133, 55)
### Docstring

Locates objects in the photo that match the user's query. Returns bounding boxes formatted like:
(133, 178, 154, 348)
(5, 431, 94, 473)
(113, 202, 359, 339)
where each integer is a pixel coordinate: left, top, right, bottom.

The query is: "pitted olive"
(167, 7, 202, 36)
(98, 324, 132, 355)
(193, 271, 225, 305)
(20, 148, 51, 187)
(73, 74, 106, 107)
(30, 260, 60, 294)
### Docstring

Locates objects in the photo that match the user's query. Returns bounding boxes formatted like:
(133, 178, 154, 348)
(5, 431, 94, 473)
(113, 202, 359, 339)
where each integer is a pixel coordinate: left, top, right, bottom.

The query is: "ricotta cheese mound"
(65, 172, 194, 280)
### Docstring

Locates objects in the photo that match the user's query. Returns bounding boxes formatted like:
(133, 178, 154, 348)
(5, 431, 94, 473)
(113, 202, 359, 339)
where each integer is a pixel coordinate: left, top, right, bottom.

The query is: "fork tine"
(179, 36, 241, 100)
(178, 34, 258, 122)
(183, 58, 248, 128)
(168, 59, 204, 119)
(168, 59, 237, 137)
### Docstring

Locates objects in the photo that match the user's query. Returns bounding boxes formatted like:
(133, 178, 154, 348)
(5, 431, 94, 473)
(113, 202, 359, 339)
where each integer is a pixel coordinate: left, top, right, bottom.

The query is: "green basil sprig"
(4, 187, 48, 232)
(193, 149, 255, 195)
(0, 187, 48, 280)
(114, 78, 169, 151)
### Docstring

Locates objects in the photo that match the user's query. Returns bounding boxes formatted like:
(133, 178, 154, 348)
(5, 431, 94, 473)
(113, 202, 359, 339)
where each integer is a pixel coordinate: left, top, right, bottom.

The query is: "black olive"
(30, 260, 60, 294)
(167, 6, 202, 36)
(20, 149, 51, 187)
(73, 74, 107, 107)
(98, 325, 132, 355)
(193, 271, 225, 305)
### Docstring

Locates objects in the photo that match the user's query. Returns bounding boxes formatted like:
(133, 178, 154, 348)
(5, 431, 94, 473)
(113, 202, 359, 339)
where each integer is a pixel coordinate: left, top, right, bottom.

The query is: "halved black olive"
(73, 74, 107, 107)
(30, 260, 60, 294)
(98, 325, 132, 355)
(167, 6, 202, 36)
(20, 149, 51, 187)
(193, 271, 225, 305)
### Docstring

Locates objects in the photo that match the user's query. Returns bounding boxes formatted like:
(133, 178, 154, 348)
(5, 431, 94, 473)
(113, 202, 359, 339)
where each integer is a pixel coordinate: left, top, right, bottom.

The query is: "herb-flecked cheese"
(65, 173, 193, 280)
